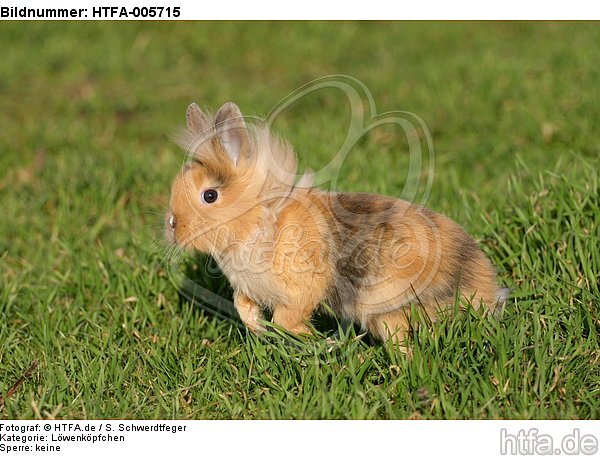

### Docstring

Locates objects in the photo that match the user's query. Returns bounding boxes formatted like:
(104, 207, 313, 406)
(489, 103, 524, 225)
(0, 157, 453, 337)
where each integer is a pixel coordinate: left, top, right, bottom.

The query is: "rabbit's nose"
(167, 213, 176, 230)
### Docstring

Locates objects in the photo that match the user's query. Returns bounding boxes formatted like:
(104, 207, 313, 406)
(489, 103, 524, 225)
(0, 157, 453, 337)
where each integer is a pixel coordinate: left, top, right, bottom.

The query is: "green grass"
(0, 22, 599, 419)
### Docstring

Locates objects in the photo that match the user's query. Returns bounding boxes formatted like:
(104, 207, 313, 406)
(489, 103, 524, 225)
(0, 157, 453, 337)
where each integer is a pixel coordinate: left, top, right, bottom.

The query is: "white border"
(0, 420, 599, 455)
(1, 0, 599, 19)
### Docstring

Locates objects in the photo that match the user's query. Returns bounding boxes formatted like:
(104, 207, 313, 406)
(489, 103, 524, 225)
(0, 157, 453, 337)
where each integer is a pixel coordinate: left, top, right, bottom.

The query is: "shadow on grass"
(174, 253, 519, 364)
(176, 253, 362, 342)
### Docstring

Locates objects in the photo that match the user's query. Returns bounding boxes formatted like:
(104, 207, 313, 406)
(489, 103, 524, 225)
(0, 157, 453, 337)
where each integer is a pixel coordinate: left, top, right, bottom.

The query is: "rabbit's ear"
(214, 102, 250, 165)
(186, 103, 211, 133)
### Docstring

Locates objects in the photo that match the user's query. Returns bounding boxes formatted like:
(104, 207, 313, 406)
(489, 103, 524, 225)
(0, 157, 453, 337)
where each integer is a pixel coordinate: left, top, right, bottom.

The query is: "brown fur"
(166, 102, 505, 350)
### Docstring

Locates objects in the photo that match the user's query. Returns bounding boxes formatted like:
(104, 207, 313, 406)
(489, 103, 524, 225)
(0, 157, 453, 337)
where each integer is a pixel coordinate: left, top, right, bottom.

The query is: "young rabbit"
(166, 102, 506, 348)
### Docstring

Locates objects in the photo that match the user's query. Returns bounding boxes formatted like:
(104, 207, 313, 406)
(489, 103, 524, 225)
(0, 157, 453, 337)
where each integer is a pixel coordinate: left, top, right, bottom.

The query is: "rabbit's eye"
(202, 189, 219, 204)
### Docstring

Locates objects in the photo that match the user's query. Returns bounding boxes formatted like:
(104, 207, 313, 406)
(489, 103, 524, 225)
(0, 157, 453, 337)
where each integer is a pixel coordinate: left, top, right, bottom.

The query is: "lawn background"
(0, 22, 598, 419)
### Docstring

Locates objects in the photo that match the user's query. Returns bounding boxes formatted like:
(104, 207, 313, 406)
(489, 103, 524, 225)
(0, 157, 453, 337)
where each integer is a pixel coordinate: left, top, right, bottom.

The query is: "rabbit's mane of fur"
(176, 115, 314, 210)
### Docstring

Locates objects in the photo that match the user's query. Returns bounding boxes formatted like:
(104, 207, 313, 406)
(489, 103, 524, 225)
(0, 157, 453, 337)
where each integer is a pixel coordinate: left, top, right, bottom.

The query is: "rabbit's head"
(166, 102, 302, 254)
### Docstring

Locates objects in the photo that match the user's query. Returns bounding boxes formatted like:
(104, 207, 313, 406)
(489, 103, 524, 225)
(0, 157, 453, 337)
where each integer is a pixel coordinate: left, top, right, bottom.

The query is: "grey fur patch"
(325, 193, 398, 316)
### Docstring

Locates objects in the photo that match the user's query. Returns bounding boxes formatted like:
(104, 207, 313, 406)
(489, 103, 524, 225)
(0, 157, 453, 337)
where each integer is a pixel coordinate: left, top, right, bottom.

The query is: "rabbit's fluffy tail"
(497, 287, 511, 303)
(491, 287, 512, 316)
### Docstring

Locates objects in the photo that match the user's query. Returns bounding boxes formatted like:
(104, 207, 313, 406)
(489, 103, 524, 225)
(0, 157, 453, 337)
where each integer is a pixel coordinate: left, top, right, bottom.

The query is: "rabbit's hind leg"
(366, 311, 412, 353)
